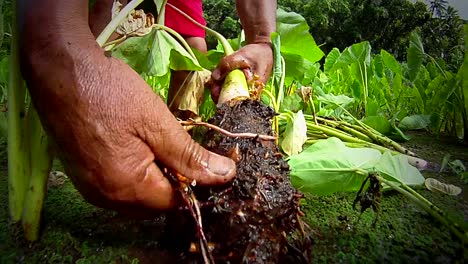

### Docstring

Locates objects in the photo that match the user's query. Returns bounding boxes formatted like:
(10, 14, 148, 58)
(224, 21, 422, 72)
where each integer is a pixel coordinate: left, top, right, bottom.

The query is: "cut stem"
(96, 0, 145, 46)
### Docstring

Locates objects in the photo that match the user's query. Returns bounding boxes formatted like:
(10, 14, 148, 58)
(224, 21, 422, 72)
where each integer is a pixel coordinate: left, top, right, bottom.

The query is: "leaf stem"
(165, 2, 234, 55)
(96, 0, 145, 46)
(8, 0, 29, 222)
(377, 176, 467, 244)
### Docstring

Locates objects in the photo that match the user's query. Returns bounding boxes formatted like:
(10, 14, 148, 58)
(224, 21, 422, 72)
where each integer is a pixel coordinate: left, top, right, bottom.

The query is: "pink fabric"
(165, 0, 206, 38)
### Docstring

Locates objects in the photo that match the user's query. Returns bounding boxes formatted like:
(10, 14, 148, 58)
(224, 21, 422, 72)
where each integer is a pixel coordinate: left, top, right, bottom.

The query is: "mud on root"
(167, 100, 311, 263)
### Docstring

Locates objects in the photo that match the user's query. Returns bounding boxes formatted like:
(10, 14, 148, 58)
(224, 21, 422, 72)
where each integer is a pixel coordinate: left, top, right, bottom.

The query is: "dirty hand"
(20, 30, 236, 217)
(210, 43, 273, 102)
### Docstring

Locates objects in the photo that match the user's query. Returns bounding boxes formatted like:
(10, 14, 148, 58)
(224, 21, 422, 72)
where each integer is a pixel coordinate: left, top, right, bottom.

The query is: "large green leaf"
(112, 33, 153, 73)
(283, 53, 319, 84)
(276, 8, 324, 63)
(280, 93, 304, 113)
(324, 48, 340, 73)
(333, 41, 371, 70)
(281, 110, 307, 156)
(381, 49, 401, 76)
(288, 137, 381, 195)
(317, 93, 354, 108)
(113, 28, 202, 76)
(398, 115, 431, 131)
(375, 152, 425, 187)
(407, 30, 425, 82)
(147, 29, 202, 76)
(361, 116, 391, 135)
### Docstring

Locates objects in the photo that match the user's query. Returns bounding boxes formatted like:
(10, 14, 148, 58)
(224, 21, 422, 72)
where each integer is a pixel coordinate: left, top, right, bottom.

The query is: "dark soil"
(197, 99, 304, 263)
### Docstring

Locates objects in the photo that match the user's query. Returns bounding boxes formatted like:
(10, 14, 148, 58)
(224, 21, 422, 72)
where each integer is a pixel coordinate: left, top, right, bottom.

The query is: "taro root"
(169, 99, 309, 263)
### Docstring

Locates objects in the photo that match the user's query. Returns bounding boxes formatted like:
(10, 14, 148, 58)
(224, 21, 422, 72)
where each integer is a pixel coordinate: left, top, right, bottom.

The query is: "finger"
(242, 68, 254, 82)
(212, 55, 250, 82)
(141, 96, 236, 185)
(210, 81, 221, 103)
(133, 162, 177, 210)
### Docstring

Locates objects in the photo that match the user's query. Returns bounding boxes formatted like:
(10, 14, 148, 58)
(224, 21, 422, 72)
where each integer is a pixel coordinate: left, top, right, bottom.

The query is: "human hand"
(21, 41, 236, 217)
(210, 43, 273, 103)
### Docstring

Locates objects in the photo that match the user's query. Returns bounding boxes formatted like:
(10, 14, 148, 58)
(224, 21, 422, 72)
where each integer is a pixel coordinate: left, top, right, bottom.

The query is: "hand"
(210, 43, 273, 103)
(21, 42, 236, 217)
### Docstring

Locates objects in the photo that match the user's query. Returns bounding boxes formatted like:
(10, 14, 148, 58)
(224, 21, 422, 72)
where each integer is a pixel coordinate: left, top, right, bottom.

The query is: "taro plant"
(7, 0, 53, 241)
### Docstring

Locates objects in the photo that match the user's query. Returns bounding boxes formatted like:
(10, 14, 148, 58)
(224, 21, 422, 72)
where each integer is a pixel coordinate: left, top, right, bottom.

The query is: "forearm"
(235, 0, 277, 44)
(18, 0, 106, 111)
(19, 1, 100, 59)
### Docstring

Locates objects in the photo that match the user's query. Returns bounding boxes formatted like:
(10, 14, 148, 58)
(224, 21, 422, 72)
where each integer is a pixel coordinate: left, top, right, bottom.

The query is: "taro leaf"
(372, 54, 384, 79)
(425, 178, 462, 196)
(280, 93, 304, 113)
(146, 28, 201, 76)
(333, 41, 371, 70)
(324, 48, 340, 73)
(381, 49, 402, 76)
(365, 99, 379, 116)
(282, 53, 319, 84)
(398, 115, 431, 131)
(281, 110, 307, 156)
(317, 93, 354, 108)
(375, 152, 425, 187)
(276, 8, 324, 63)
(112, 32, 153, 73)
(288, 137, 381, 195)
(407, 30, 425, 82)
(362, 116, 391, 135)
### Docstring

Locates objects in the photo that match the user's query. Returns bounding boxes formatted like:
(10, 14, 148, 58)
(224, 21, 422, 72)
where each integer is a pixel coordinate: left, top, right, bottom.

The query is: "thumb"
(141, 99, 236, 185)
(212, 54, 250, 82)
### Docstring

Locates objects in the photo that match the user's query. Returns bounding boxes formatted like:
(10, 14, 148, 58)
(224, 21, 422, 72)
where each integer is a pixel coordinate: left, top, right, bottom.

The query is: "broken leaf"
(425, 178, 462, 196)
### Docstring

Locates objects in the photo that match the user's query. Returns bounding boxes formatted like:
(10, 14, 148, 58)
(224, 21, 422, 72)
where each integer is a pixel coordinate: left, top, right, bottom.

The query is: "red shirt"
(165, 0, 206, 38)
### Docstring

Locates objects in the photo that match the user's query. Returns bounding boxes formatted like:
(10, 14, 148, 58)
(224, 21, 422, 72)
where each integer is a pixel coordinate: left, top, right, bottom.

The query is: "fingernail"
(212, 69, 221, 81)
(205, 154, 236, 177)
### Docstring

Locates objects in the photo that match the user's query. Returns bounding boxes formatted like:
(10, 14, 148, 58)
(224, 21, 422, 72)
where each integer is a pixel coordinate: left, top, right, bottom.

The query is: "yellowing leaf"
(172, 69, 211, 116)
(425, 178, 462, 196)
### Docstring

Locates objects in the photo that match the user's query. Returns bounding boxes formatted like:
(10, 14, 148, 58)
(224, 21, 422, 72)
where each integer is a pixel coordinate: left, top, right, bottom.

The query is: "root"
(179, 120, 277, 141)
(165, 169, 215, 264)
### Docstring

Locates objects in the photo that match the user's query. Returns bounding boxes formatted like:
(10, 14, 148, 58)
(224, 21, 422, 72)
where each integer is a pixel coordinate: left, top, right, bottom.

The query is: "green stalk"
(336, 105, 415, 156)
(8, 0, 30, 222)
(308, 116, 373, 142)
(306, 123, 363, 144)
(96, 0, 145, 46)
(378, 176, 467, 244)
(21, 106, 53, 241)
(166, 2, 249, 104)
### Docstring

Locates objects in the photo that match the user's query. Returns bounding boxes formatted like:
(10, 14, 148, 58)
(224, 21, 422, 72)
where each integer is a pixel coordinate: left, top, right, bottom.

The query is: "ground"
(0, 132, 467, 263)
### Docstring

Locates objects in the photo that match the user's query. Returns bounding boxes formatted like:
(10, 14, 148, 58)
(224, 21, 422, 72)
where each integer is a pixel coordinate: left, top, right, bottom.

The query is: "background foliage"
(202, 0, 466, 70)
